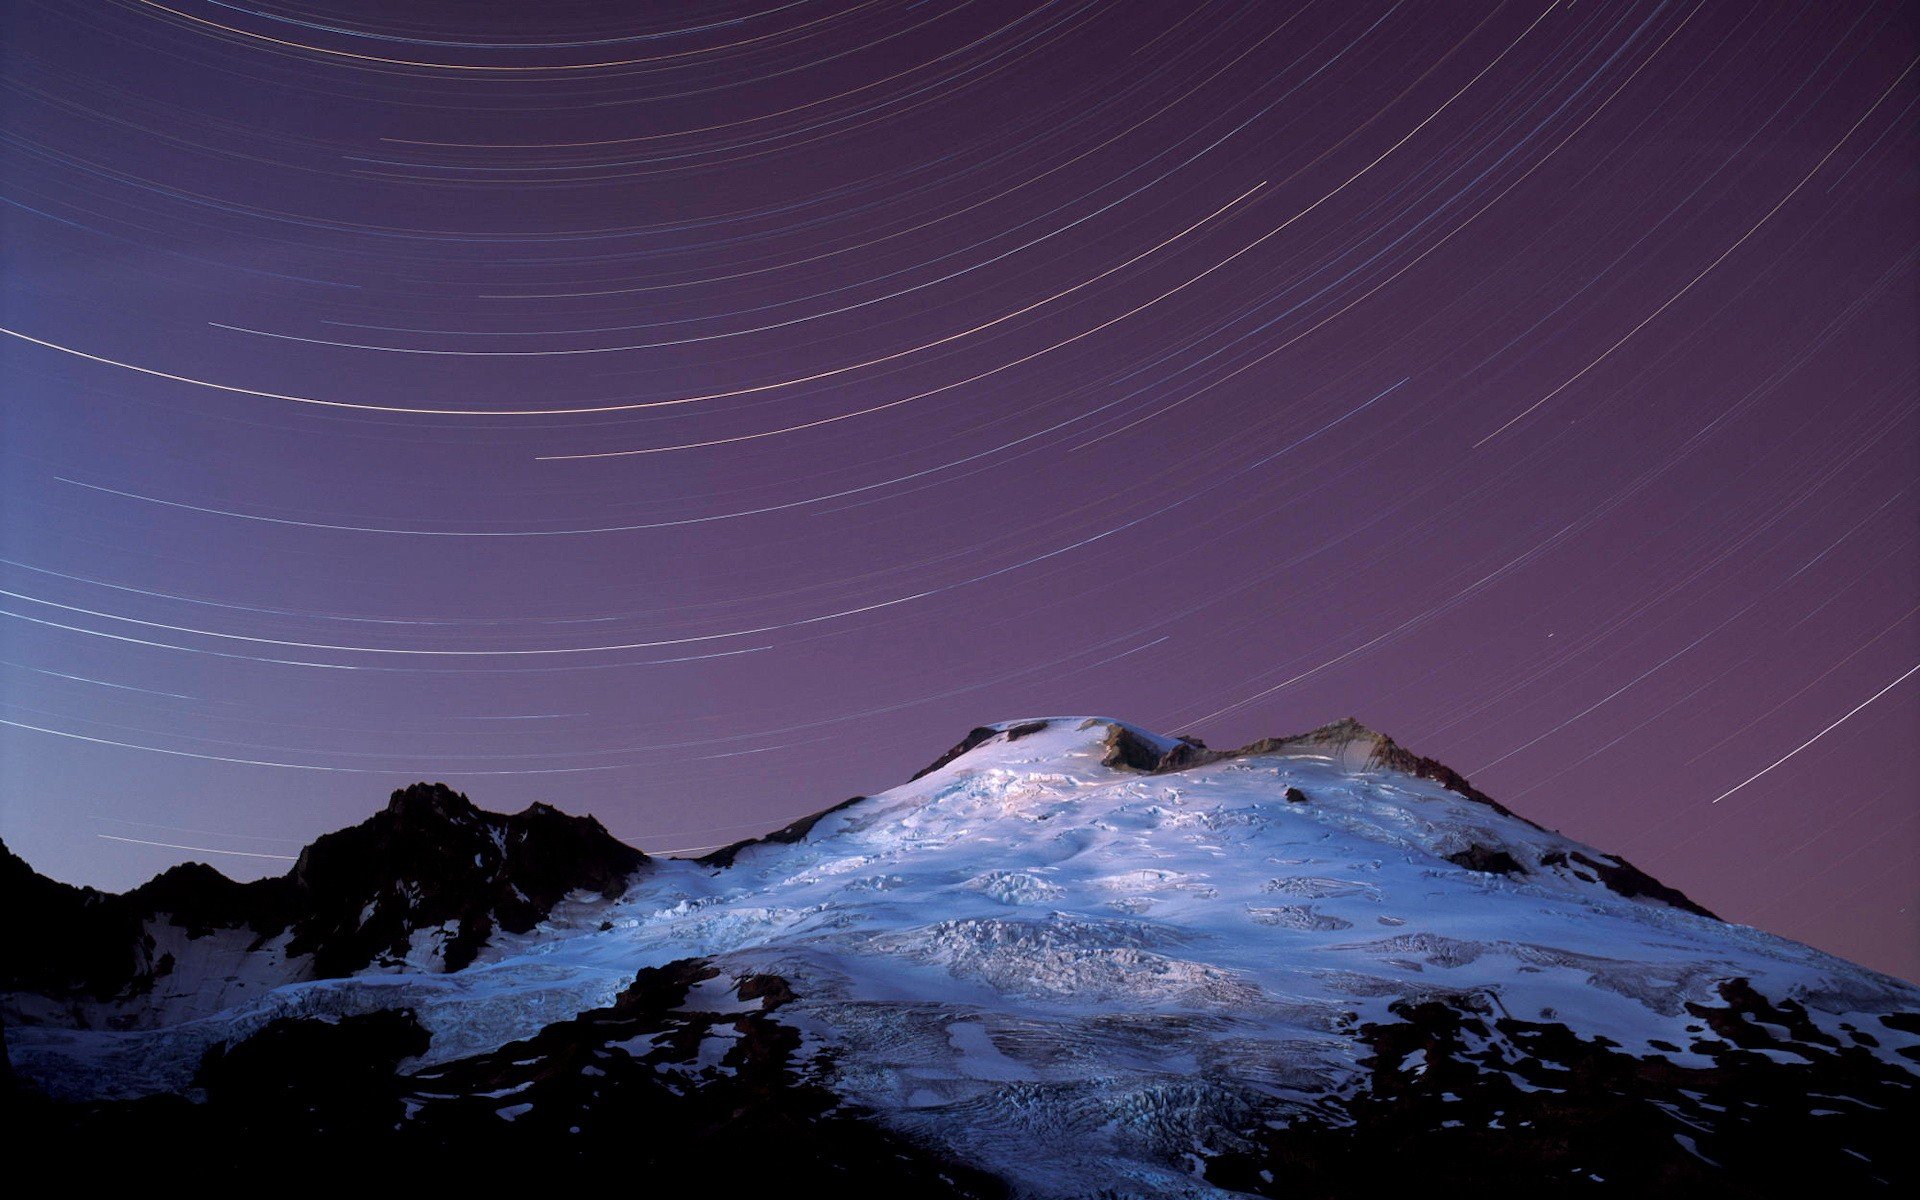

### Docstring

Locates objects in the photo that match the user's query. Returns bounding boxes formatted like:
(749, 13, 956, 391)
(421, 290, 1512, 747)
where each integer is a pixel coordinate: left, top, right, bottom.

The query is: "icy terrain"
(9, 717, 1917, 1194)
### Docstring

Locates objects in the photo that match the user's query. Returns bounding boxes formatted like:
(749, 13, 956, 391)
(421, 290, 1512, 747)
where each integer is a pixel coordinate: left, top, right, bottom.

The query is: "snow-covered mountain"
(6, 717, 1916, 1194)
(1, 782, 647, 1030)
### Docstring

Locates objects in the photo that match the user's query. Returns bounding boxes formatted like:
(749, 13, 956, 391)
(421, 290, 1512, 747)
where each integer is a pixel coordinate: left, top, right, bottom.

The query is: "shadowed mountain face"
(5, 719, 1916, 1194)
(0, 783, 646, 1028)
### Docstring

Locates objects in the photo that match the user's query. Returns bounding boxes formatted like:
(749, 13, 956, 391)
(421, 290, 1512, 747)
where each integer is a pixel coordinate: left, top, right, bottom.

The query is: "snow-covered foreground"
(10, 717, 1918, 1194)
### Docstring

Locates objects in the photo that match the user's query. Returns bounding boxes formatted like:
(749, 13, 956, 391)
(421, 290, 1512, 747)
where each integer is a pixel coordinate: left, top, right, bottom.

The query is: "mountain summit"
(0, 781, 645, 1028)
(6, 717, 1916, 1193)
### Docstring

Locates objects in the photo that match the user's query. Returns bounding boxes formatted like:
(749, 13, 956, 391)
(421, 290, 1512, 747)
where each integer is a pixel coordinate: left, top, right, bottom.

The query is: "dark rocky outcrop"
(698, 795, 867, 869)
(1205, 981, 1920, 1197)
(6, 959, 1006, 1195)
(1566, 850, 1712, 916)
(1, 840, 155, 1001)
(286, 783, 647, 975)
(1202, 717, 1533, 820)
(1097, 722, 1214, 772)
(0, 784, 649, 1014)
(195, 1007, 431, 1127)
(912, 725, 1008, 780)
(1446, 844, 1528, 877)
(1, 842, 303, 1005)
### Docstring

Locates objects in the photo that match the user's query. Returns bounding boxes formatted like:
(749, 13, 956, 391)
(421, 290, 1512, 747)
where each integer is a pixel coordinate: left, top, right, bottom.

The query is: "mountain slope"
(0, 782, 646, 1029)
(6, 717, 1916, 1194)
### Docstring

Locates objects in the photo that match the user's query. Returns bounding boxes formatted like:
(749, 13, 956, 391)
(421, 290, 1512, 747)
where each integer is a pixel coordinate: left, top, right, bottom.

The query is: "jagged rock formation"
(0, 782, 646, 1029)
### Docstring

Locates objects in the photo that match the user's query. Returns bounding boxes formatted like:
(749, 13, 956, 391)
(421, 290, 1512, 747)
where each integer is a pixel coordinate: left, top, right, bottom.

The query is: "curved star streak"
(1, 0, 1914, 980)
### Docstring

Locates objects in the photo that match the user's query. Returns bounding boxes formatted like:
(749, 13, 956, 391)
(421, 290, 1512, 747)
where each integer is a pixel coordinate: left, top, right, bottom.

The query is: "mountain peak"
(1310, 714, 1384, 739)
(884, 714, 1716, 920)
(2, 788, 649, 1022)
(381, 781, 479, 824)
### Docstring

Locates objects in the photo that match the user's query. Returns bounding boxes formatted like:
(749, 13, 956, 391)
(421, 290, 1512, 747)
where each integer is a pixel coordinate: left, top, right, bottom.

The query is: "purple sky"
(2, 1, 1915, 980)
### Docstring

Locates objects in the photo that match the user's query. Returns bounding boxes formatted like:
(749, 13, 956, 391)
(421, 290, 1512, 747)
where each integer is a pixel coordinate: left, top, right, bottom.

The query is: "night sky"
(2, 1, 1915, 980)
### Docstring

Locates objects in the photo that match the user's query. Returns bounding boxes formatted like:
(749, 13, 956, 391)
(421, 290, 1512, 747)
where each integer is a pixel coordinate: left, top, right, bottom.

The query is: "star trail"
(1, 1, 1915, 978)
